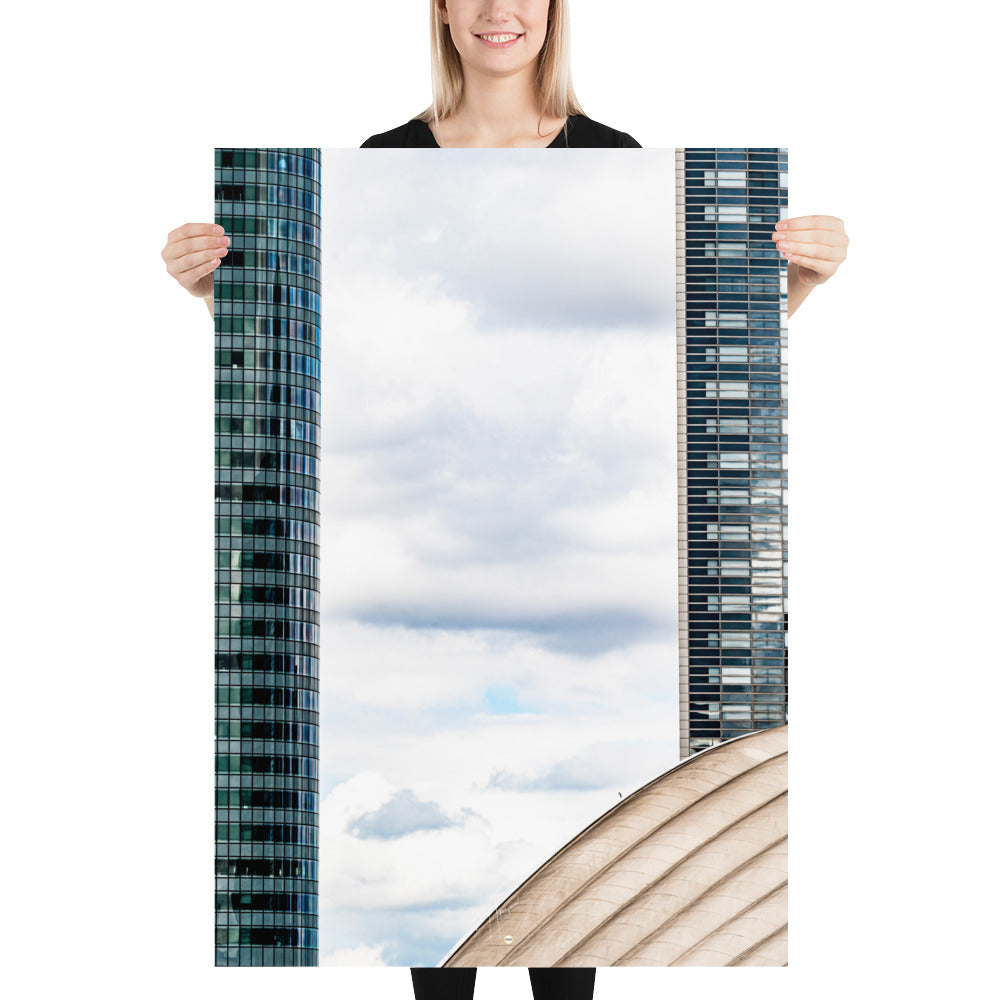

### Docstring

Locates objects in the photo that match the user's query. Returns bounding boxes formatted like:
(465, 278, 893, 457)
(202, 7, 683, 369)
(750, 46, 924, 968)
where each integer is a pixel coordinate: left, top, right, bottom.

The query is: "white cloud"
(323, 151, 676, 331)
(320, 621, 676, 719)
(321, 943, 390, 967)
(349, 789, 464, 840)
(320, 263, 676, 645)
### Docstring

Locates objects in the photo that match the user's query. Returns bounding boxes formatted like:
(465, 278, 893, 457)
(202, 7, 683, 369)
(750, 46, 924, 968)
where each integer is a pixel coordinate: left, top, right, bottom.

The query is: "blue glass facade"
(675, 149, 788, 757)
(213, 148, 321, 965)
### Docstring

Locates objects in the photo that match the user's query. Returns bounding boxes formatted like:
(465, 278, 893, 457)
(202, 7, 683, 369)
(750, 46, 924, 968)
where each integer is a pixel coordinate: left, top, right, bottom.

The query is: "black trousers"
(410, 967, 596, 1000)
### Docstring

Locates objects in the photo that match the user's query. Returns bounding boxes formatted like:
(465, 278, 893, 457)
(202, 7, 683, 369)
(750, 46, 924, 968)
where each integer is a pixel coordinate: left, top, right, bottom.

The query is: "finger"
(775, 215, 845, 234)
(162, 233, 230, 262)
(167, 222, 225, 243)
(168, 247, 228, 281)
(168, 247, 228, 279)
(773, 240, 842, 261)
(177, 256, 222, 291)
(162, 222, 226, 259)
(771, 228, 846, 248)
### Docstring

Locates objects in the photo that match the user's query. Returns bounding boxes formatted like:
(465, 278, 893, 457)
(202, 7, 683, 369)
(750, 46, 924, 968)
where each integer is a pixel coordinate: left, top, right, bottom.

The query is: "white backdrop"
(4, 1, 995, 998)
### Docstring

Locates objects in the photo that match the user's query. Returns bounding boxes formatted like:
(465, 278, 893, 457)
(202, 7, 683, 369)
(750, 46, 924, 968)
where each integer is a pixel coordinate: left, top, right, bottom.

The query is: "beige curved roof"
(443, 726, 787, 968)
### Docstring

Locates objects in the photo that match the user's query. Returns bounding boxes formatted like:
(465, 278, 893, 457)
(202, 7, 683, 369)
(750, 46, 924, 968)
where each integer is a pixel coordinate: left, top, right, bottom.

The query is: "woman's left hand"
(775, 215, 849, 316)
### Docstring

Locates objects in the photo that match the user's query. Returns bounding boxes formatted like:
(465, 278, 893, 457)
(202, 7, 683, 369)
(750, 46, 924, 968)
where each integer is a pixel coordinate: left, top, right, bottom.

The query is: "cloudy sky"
(318, 150, 678, 966)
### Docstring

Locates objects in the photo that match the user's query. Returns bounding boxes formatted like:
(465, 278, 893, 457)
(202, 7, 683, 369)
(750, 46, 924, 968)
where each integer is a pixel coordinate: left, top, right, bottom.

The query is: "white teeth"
(481, 33, 519, 43)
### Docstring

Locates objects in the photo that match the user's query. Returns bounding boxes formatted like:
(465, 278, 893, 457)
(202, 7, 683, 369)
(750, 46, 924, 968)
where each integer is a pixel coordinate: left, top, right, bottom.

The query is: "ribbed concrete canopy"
(443, 726, 787, 967)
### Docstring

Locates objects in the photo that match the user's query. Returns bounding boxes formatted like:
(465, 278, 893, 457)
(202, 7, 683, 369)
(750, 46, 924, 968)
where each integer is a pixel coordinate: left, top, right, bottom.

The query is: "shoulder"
(361, 120, 437, 148)
(564, 116, 641, 148)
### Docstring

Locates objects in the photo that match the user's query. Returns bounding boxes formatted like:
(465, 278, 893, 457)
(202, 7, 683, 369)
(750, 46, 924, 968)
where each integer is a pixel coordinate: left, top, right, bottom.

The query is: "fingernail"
(216, 247, 228, 256)
(775, 222, 787, 231)
(777, 241, 788, 250)
(218, 237, 229, 246)
(213, 224, 224, 234)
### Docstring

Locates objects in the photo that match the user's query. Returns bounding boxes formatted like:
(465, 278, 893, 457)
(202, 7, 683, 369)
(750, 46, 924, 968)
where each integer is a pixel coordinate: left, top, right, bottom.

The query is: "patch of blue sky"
(482, 683, 530, 716)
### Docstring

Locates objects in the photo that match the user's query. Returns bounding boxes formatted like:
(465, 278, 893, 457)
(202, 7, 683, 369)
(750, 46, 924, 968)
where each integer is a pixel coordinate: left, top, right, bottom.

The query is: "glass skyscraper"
(213, 148, 321, 965)
(675, 149, 789, 757)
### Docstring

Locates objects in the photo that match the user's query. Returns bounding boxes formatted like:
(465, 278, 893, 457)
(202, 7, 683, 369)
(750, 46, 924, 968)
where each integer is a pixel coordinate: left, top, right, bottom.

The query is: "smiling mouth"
(475, 32, 523, 47)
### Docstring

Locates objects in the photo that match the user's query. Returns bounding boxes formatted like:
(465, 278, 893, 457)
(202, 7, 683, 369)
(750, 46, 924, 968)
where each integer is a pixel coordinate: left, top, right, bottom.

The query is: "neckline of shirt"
(425, 116, 573, 149)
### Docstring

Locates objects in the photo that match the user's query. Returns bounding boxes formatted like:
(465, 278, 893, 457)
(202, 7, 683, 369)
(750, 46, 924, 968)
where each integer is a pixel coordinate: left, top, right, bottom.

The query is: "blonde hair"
(419, 0, 584, 123)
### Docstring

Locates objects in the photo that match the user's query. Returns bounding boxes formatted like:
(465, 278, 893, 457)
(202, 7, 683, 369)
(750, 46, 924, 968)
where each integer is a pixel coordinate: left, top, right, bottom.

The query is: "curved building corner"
(443, 726, 788, 968)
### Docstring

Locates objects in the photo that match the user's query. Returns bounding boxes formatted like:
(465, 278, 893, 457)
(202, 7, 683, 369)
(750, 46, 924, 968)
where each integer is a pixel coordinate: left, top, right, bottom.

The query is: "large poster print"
(212, 147, 789, 969)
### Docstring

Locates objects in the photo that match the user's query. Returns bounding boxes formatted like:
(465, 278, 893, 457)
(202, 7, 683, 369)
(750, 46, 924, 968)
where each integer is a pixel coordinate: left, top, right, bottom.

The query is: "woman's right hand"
(161, 222, 230, 316)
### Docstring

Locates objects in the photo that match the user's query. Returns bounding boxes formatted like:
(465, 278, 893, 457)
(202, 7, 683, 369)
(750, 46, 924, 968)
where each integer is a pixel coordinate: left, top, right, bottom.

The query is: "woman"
(161, 3, 846, 995)
(361, 0, 639, 148)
